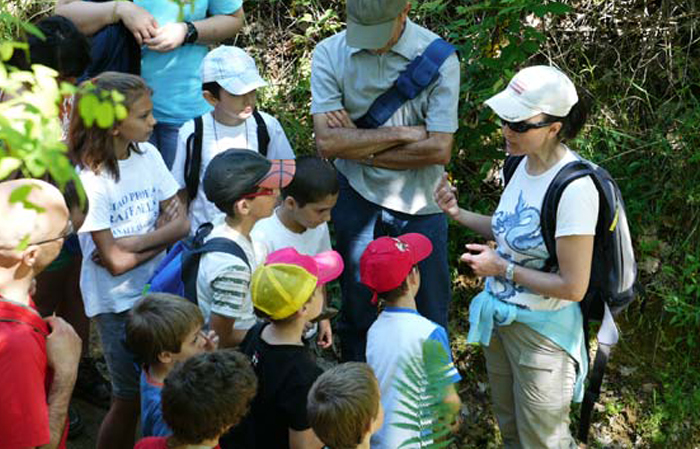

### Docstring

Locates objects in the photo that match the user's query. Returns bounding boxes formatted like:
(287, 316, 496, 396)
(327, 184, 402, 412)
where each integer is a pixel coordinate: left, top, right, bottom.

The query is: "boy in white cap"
(172, 45, 296, 235)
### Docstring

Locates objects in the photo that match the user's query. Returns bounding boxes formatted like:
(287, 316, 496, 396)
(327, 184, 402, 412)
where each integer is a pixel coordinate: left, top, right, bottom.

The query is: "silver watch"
(505, 261, 515, 282)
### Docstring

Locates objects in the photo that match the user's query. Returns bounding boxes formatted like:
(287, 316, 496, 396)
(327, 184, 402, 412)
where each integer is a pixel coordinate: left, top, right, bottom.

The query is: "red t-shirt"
(136, 437, 220, 449)
(0, 298, 68, 449)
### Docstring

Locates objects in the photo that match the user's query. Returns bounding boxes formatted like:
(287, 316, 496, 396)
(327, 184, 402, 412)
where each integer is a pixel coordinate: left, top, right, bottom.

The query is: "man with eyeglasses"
(0, 179, 82, 449)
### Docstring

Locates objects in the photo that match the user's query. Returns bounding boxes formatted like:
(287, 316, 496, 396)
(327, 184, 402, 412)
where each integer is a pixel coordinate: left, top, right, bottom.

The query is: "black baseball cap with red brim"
(203, 149, 295, 209)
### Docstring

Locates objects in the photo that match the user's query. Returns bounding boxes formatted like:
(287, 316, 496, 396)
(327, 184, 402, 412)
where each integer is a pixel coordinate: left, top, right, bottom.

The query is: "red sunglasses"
(240, 187, 275, 199)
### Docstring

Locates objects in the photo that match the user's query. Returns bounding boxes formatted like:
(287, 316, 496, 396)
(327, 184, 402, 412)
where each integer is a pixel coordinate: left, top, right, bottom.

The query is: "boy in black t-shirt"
(221, 247, 344, 449)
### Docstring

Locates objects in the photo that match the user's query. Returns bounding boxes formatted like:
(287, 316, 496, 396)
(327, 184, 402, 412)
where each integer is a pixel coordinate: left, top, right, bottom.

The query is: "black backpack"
(503, 153, 637, 444)
(184, 111, 270, 200)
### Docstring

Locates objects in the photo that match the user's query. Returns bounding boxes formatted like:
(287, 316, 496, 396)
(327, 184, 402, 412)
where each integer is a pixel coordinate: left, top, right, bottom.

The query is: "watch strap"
(184, 21, 198, 44)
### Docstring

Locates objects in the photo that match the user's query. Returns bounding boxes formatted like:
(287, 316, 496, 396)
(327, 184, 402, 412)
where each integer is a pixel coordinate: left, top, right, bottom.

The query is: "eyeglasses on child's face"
(500, 119, 560, 133)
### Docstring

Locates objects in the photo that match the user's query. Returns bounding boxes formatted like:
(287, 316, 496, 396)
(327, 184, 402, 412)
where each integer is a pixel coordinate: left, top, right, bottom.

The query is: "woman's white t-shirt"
(487, 148, 600, 311)
(78, 143, 180, 317)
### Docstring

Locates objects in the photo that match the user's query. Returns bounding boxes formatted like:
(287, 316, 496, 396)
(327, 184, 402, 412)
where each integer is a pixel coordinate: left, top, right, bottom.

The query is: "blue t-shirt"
(135, 0, 243, 124)
(140, 369, 170, 437)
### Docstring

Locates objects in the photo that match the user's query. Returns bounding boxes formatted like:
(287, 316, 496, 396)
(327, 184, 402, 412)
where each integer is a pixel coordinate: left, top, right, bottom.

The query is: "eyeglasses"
(30, 219, 74, 246)
(240, 187, 276, 200)
(500, 119, 559, 133)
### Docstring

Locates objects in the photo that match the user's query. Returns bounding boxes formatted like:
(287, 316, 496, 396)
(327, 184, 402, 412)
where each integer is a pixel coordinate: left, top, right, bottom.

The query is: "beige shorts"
(484, 321, 578, 449)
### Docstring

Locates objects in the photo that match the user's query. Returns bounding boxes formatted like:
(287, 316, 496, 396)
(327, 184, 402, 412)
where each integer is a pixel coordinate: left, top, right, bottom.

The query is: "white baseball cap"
(201, 46, 268, 95)
(485, 66, 578, 122)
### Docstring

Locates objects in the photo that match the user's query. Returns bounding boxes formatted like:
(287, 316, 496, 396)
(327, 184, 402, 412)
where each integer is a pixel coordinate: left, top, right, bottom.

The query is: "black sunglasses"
(30, 219, 75, 246)
(500, 119, 559, 133)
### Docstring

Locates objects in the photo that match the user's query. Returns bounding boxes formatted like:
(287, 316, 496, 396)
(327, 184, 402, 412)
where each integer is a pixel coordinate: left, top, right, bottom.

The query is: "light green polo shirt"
(310, 19, 460, 215)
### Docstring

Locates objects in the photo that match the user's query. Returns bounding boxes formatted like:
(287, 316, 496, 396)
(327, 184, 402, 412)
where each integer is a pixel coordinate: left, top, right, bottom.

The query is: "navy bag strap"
(184, 115, 204, 201)
(540, 160, 595, 272)
(355, 38, 456, 129)
(502, 155, 525, 187)
(182, 229, 251, 305)
(252, 110, 269, 157)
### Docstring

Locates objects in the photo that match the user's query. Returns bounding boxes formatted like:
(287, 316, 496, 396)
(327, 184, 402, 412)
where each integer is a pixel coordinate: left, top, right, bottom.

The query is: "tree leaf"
(0, 42, 14, 61)
(9, 183, 45, 213)
(95, 101, 115, 129)
(115, 104, 128, 121)
(78, 93, 99, 128)
(0, 157, 21, 179)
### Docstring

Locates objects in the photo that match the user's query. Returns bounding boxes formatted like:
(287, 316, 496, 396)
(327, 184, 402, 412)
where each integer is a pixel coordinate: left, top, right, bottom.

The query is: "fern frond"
(391, 339, 457, 448)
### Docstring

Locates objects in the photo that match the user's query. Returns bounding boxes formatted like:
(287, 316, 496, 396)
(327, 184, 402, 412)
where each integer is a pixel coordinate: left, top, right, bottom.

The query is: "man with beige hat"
(311, 0, 460, 362)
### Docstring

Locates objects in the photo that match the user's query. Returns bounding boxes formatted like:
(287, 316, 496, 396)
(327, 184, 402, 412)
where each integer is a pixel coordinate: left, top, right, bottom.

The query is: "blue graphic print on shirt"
(488, 192, 549, 300)
(110, 186, 159, 237)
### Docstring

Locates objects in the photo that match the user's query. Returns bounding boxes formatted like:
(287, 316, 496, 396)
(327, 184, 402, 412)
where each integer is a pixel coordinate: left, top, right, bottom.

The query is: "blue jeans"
(94, 311, 141, 400)
(332, 173, 451, 362)
(149, 122, 182, 169)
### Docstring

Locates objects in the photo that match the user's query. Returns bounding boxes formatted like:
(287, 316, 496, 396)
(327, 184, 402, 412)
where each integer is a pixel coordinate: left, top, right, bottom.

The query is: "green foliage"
(412, 0, 572, 212)
(393, 339, 457, 448)
(0, 4, 125, 242)
(0, 55, 77, 185)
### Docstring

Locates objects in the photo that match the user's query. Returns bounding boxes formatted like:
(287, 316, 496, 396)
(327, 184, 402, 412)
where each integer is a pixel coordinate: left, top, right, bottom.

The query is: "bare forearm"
(193, 10, 244, 44)
(105, 245, 165, 276)
(122, 219, 189, 252)
(39, 374, 76, 449)
(54, 0, 118, 35)
(211, 317, 246, 348)
(452, 209, 493, 239)
(316, 126, 425, 160)
(510, 264, 586, 302)
(371, 132, 453, 170)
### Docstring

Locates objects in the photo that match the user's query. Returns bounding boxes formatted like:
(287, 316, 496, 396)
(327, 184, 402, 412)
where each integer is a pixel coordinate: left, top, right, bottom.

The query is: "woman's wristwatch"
(505, 261, 515, 282)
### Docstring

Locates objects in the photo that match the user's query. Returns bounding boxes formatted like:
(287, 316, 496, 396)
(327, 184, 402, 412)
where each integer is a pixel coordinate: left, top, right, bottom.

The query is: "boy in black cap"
(196, 149, 295, 348)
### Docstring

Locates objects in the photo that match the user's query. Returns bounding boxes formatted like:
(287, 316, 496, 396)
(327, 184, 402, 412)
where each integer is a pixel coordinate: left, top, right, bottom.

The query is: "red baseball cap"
(360, 233, 433, 304)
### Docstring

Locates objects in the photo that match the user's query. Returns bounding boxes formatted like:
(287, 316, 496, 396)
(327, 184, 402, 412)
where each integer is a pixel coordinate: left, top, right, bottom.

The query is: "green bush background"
(3, 0, 699, 446)
(242, 1, 700, 446)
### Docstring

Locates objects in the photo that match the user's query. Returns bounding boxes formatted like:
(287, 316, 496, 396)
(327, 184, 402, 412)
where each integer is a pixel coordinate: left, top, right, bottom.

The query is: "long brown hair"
(69, 72, 151, 182)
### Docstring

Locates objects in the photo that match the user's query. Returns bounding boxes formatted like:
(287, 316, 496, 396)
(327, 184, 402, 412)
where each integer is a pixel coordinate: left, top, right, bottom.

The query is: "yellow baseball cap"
(251, 248, 344, 320)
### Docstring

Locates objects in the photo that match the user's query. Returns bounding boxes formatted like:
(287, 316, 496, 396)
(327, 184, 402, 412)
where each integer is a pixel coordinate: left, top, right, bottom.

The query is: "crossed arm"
(313, 110, 453, 170)
(90, 195, 189, 276)
(55, 0, 244, 51)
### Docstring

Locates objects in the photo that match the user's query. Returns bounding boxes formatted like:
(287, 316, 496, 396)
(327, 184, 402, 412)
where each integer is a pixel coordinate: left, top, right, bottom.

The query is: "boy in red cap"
(222, 247, 343, 449)
(361, 233, 462, 449)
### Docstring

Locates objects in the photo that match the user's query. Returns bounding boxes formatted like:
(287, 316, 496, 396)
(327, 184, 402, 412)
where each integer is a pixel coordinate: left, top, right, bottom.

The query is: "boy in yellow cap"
(221, 247, 343, 449)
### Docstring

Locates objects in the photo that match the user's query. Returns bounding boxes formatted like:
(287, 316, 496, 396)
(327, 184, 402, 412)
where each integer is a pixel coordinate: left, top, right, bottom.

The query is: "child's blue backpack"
(144, 223, 250, 304)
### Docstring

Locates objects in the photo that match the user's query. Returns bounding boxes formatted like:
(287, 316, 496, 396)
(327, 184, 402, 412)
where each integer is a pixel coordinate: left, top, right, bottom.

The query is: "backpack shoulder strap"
(182, 226, 250, 305)
(252, 110, 269, 157)
(355, 38, 456, 129)
(197, 238, 251, 269)
(184, 115, 204, 201)
(540, 160, 596, 270)
(502, 155, 525, 187)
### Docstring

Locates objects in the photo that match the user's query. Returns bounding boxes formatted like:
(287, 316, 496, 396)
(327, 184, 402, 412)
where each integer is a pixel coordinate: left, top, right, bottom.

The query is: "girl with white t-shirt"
(69, 72, 189, 448)
(435, 66, 597, 448)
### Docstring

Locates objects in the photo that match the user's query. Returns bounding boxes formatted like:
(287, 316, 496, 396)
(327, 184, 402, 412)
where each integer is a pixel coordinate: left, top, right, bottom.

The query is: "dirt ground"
(68, 399, 104, 448)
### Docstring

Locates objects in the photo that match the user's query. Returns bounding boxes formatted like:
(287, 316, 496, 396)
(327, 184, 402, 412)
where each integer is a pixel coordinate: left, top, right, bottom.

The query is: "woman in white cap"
(435, 66, 595, 448)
